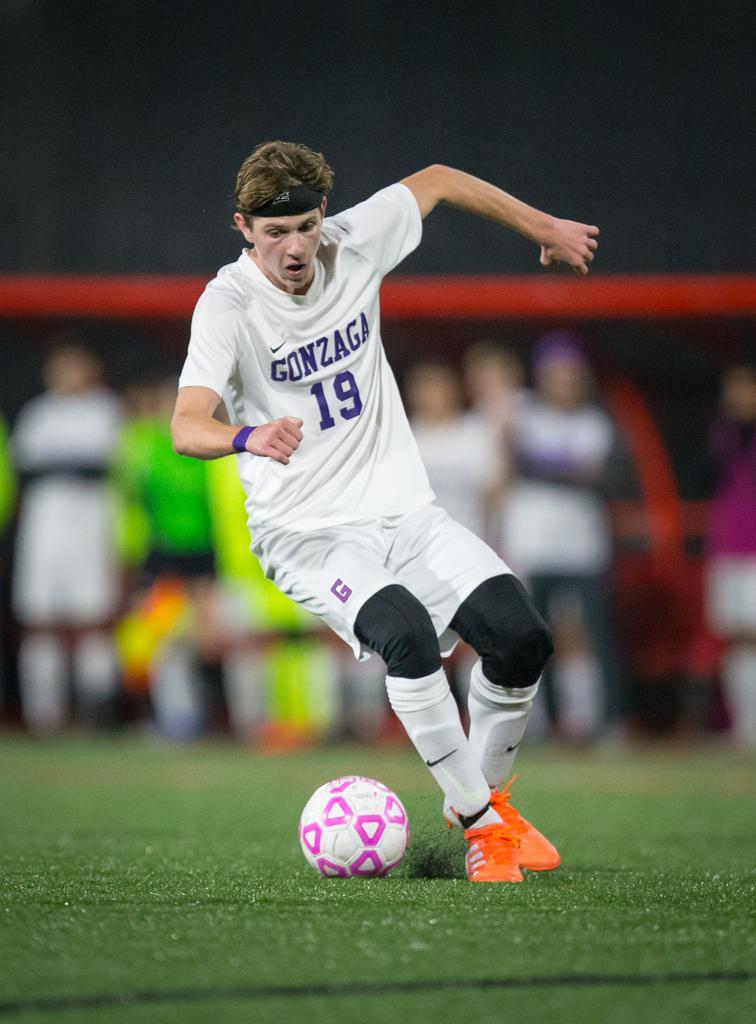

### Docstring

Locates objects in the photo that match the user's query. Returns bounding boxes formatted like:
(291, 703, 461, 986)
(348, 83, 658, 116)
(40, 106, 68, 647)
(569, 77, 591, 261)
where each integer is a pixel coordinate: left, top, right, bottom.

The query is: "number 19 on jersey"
(310, 371, 363, 430)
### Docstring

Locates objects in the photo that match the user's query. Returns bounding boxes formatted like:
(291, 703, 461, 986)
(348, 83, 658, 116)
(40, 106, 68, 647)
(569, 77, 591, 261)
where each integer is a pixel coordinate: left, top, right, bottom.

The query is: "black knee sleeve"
(451, 575, 553, 688)
(354, 584, 442, 679)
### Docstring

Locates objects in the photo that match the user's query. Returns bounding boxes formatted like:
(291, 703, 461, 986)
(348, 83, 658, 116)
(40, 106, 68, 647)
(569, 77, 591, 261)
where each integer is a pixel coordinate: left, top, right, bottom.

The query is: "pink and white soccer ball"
(299, 776, 409, 878)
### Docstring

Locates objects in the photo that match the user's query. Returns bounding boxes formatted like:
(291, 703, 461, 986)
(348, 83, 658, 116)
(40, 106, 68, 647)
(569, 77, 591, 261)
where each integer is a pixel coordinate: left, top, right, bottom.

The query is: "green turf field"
(0, 734, 754, 1023)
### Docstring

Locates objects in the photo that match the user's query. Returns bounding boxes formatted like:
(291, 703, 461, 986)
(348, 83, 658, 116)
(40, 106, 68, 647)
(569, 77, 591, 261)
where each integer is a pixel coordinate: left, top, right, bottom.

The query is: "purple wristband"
(232, 425, 256, 453)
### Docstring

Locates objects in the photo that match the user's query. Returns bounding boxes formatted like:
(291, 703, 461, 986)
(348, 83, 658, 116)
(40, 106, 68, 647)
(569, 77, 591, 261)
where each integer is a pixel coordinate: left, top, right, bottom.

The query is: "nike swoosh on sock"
(426, 749, 458, 767)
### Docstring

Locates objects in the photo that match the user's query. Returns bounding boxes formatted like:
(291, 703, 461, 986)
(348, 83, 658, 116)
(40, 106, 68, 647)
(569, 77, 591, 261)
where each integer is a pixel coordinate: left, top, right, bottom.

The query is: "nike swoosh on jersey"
(269, 341, 287, 353)
(426, 749, 458, 767)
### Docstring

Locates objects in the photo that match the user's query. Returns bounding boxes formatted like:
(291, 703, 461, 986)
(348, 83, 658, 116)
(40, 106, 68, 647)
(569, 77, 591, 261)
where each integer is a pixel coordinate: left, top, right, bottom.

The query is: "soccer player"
(706, 363, 756, 747)
(173, 141, 599, 882)
(12, 342, 122, 732)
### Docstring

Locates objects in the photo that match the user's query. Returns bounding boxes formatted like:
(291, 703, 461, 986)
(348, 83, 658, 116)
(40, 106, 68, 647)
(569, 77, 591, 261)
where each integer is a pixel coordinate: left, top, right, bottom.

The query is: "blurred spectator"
(462, 342, 526, 547)
(463, 341, 525, 444)
(407, 361, 500, 540)
(11, 342, 122, 732)
(0, 416, 13, 532)
(205, 453, 344, 747)
(113, 383, 365, 746)
(501, 330, 624, 741)
(705, 363, 756, 748)
(113, 381, 218, 740)
(0, 414, 16, 707)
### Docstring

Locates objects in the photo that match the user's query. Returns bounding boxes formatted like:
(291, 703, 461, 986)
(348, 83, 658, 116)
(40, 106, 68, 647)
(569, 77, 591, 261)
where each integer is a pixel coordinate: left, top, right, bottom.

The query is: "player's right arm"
(171, 386, 303, 465)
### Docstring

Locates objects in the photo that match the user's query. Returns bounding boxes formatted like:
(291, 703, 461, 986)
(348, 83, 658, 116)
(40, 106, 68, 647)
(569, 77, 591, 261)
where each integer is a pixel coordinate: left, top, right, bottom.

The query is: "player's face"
(237, 202, 325, 295)
(721, 367, 756, 422)
(408, 368, 460, 422)
(466, 359, 520, 406)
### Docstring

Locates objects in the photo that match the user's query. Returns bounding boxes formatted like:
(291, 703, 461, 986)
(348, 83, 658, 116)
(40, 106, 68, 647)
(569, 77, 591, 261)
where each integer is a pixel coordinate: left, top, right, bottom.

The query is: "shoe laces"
(465, 822, 522, 859)
(489, 776, 529, 836)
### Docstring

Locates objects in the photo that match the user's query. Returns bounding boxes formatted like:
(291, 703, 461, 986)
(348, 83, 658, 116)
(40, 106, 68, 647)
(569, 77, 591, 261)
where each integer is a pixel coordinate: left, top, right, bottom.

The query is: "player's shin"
(467, 659, 538, 788)
(385, 668, 494, 820)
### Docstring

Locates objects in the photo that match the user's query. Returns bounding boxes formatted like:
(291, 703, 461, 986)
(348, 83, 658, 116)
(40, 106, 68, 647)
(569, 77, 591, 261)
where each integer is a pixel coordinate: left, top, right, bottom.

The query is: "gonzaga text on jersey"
(270, 312, 370, 382)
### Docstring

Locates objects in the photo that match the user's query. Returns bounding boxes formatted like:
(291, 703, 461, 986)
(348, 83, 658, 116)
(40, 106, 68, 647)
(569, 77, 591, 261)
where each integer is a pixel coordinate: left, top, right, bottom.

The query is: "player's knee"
(452, 574, 553, 689)
(484, 619, 553, 688)
(354, 584, 441, 679)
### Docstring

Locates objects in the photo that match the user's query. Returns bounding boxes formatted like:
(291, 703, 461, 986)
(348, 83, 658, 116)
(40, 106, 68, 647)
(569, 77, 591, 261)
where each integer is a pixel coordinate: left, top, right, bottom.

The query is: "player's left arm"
(401, 165, 599, 276)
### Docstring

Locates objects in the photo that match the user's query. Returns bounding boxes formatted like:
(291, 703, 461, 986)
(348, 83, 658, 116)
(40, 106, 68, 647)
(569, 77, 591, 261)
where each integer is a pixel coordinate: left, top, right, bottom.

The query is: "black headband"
(248, 184, 325, 218)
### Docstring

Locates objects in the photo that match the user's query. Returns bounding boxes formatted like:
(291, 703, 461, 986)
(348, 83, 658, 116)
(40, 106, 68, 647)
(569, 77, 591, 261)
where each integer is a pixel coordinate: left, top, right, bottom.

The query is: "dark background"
(2, 0, 754, 275)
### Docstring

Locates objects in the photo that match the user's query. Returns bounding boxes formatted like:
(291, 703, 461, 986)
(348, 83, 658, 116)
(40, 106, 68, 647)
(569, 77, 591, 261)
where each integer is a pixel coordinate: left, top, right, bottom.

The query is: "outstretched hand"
(248, 417, 303, 465)
(539, 219, 600, 276)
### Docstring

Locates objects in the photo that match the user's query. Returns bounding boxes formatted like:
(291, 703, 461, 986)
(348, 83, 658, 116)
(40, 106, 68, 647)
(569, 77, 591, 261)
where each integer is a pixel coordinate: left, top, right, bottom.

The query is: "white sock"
(554, 651, 603, 741)
(467, 660, 538, 789)
(152, 640, 204, 741)
(722, 644, 756, 748)
(385, 667, 498, 823)
(223, 651, 267, 738)
(219, 586, 268, 738)
(73, 632, 118, 701)
(19, 632, 67, 733)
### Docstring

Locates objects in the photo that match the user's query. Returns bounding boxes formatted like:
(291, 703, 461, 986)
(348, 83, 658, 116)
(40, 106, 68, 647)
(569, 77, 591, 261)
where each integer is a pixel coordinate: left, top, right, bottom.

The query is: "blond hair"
(234, 141, 334, 226)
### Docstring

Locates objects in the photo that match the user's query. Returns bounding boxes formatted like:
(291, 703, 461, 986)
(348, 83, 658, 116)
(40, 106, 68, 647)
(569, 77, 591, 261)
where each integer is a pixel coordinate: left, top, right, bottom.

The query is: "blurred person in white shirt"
(407, 361, 500, 541)
(463, 342, 525, 445)
(462, 343, 526, 548)
(502, 330, 623, 741)
(12, 342, 122, 732)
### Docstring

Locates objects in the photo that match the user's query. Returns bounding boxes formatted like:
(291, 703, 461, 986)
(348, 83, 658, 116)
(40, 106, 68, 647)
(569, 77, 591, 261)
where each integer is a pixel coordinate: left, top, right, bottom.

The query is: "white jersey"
(179, 183, 434, 536)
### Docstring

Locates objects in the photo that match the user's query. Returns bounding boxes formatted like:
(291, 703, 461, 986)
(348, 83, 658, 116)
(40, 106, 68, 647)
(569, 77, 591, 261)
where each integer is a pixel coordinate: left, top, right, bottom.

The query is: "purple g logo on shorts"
(330, 578, 352, 603)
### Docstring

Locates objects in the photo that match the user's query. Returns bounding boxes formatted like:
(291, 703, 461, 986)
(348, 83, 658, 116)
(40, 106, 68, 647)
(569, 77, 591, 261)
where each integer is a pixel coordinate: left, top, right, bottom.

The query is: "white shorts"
(706, 557, 756, 636)
(252, 503, 512, 661)
(13, 481, 119, 626)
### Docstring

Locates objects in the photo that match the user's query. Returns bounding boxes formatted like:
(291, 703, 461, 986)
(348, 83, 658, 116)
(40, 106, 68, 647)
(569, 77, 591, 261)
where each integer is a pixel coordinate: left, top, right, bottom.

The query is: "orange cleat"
(447, 778, 561, 872)
(464, 823, 523, 883)
(489, 779, 561, 872)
